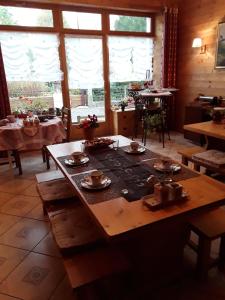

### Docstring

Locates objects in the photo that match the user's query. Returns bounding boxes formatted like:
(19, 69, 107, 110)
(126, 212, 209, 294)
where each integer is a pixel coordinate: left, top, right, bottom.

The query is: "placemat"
(71, 148, 199, 204)
(57, 147, 159, 175)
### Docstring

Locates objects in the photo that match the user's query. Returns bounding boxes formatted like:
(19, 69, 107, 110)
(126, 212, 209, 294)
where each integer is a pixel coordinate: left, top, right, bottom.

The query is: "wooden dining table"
(47, 135, 225, 287)
(183, 121, 225, 141)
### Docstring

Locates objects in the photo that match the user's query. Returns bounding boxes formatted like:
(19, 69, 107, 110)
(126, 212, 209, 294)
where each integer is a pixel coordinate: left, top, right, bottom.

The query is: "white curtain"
(65, 36, 104, 89)
(0, 32, 63, 82)
(109, 36, 153, 82)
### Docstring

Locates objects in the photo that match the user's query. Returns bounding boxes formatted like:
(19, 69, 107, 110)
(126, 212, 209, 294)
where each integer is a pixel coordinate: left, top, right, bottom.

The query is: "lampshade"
(192, 38, 202, 48)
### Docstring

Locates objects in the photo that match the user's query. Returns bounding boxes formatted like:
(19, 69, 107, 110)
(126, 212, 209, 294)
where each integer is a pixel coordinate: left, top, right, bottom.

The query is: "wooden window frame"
(0, 1, 155, 127)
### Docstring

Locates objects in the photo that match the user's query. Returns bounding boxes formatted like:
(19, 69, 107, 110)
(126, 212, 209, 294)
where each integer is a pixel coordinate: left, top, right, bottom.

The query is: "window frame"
(0, 1, 155, 127)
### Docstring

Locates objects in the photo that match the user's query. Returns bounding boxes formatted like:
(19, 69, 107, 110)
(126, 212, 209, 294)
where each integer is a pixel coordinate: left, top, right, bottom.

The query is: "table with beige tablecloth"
(0, 117, 66, 151)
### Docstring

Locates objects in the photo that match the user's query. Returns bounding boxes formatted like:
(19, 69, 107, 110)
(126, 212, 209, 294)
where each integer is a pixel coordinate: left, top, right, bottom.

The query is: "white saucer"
(64, 156, 89, 166)
(81, 175, 111, 190)
(153, 161, 181, 173)
(124, 146, 146, 154)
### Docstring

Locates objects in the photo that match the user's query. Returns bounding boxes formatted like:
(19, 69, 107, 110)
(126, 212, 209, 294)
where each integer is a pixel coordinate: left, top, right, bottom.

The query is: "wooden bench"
(63, 245, 130, 290)
(36, 170, 77, 214)
(178, 146, 205, 171)
(187, 207, 225, 280)
(47, 202, 102, 255)
(192, 149, 225, 176)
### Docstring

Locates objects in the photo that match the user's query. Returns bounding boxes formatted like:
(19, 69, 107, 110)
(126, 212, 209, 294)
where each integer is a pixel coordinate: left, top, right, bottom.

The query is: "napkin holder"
(143, 182, 188, 211)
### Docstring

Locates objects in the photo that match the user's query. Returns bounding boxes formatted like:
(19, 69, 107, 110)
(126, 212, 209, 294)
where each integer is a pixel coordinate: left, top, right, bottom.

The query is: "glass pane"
(63, 11, 101, 30)
(109, 37, 153, 104)
(110, 15, 151, 32)
(0, 6, 53, 27)
(0, 32, 63, 113)
(65, 36, 105, 123)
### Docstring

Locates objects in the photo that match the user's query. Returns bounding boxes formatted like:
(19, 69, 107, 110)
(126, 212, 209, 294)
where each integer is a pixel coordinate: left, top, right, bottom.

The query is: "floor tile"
(0, 195, 40, 217)
(0, 294, 21, 300)
(21, 184, 39, 197)
(0, 193, 15, 209)
(33, 232, 61, 258)
(0, 252, 65, 300)
(0, 244, 28, 282)
(0, 218, 49, 251)
(0, 214, 21, 236)
(50, 276, 76, 300)
(25, 203, 47, 222)
(0, 178, 33, 195)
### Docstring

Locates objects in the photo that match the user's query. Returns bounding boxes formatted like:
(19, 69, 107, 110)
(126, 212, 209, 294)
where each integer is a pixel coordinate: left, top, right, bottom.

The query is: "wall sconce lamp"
(192, 37, 206, 54)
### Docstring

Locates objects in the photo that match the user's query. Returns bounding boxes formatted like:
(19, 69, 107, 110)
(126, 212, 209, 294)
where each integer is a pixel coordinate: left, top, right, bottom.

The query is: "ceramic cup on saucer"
(71, 151, 86, 163)
(90, 170, 104, 186)
(130, 141, 139, 152)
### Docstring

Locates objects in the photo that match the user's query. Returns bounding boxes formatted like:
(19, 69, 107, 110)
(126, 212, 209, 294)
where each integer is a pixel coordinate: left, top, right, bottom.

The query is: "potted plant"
(119, 98, 128, 111)
(144, 113, 163, 133)
(79, 114, 99, 140)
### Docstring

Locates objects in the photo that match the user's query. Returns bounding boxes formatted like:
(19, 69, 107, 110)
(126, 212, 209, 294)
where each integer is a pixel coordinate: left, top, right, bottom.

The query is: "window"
(0, 6, 53, 27)
(110, 14, 151, 33)
(62, 11, 101, 30)
(0, 32, 63, 112)
(109, 37, 153, 103)
(65, 36, 105, 123)
(0, 5, 156, 129)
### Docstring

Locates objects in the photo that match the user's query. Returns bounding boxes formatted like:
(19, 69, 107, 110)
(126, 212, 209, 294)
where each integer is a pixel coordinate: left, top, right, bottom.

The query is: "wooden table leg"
(7, 151, 13, 170)
(196, 237, 211, 280)
(13, 150, 22, 175)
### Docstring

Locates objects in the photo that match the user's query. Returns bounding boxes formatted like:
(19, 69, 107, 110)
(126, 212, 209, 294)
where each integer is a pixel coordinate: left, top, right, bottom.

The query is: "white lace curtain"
(0, 32, 63, 82)
(108, 36, 153, 82)
(65, 36, 104, 89)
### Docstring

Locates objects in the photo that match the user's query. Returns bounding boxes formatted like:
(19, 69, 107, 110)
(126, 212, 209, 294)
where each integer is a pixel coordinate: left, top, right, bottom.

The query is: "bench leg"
(193, 163, 200, 172)
(196, 237, 211, 280)
(218, 236, 225, 271)
(181, 156, 188, 166)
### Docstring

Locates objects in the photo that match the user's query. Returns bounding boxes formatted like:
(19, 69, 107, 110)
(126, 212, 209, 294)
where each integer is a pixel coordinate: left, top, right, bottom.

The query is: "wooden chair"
(0, 150, 23, 175)
(62, 106, 72, 142)
(36, 170, 77, 214)
(187, 207, 225, 280)
(44, 106, 72, 169)
(178, 146, 205, 171)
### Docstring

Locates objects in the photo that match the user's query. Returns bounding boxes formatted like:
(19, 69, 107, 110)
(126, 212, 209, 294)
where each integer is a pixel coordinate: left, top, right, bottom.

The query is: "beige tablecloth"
(0, 117, 66, 151)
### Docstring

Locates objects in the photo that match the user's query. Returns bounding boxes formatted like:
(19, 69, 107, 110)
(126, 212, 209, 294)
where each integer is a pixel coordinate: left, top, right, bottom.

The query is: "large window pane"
(109, 37, 153, 103)
(0, 32, 63, 112)
(63, 12, 101, 30)
(65, 36, 105, 123)
(0, 6, 53, 27)
(110, 15, 151, 33)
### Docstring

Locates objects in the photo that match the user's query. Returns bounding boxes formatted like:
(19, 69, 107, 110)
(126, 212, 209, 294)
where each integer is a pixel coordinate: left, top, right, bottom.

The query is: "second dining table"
(47, 135, 225, 287)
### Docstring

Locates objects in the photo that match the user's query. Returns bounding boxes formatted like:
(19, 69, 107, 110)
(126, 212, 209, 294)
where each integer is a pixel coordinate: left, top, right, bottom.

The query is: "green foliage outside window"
(0, 7, 15, 25)
(114, 16, 147, 32)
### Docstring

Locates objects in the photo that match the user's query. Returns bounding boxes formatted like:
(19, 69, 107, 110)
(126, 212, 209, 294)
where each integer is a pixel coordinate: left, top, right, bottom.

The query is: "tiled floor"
(0, 132, 224, 300)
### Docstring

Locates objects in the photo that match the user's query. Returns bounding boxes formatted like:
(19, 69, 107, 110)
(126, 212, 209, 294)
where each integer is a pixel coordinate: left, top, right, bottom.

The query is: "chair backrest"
(62, 106, 71, 142)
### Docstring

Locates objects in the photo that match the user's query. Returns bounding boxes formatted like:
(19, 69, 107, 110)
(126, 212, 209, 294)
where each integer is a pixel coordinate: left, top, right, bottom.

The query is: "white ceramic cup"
(71, 151, 85, 163)
(90, 170, 104, 186)
(130, 141, 139, 151)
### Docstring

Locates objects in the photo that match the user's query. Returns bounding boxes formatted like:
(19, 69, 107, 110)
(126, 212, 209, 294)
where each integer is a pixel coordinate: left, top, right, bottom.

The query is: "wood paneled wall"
(176, 0, 225, 131)
(18, 0, 178, 11)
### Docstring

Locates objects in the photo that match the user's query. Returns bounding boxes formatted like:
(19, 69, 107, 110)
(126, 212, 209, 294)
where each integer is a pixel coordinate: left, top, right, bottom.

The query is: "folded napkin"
(192, 149, 225, 168)
(0, 119, 9, 126)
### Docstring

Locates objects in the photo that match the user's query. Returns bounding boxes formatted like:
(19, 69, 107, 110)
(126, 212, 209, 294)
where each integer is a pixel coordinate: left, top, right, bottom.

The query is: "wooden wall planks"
(15, 0, 178, 11)
(176, 0, 225, 130)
